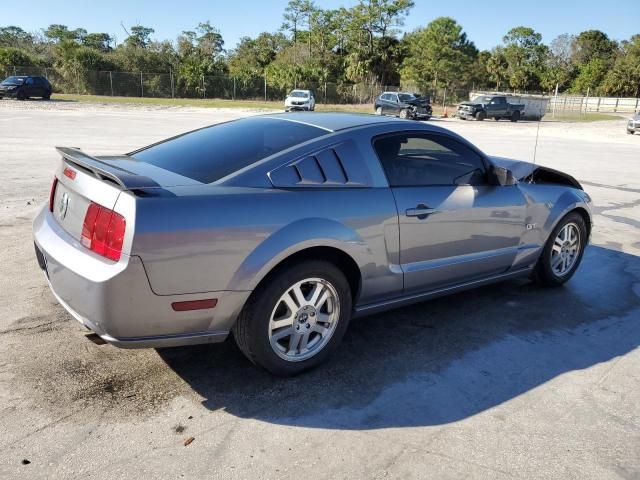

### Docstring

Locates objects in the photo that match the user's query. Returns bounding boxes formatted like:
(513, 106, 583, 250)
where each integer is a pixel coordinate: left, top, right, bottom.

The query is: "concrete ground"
(0, 100, 638, 479)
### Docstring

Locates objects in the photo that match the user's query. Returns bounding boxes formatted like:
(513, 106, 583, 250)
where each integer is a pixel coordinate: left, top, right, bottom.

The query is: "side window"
(25, 77, 34, 85)
(34, 77, 44, 86)
(392, 94, 399, 103)
(373, 134, 487, 187)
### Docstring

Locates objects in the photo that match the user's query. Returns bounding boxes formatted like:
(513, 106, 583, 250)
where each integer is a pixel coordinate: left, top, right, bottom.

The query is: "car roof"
(260, 112, 449, 134)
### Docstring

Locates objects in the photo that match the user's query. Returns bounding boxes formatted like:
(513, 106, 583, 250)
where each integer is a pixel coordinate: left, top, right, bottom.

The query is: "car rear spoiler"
(55, 146, 159, 189)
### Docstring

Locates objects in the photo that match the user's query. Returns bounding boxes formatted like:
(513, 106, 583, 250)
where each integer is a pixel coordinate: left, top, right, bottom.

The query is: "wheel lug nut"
(310, 312, 315, 316)
(306, 324, 310, 329)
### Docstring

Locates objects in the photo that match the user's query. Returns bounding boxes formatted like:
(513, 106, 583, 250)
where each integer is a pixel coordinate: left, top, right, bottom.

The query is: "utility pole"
(552, 83, 558, 118)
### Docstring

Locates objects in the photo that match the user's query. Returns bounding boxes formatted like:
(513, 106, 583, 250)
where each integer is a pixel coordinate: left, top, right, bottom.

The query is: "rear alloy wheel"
(532, 212, 587, 286)
(375, 106, 383, 115)
(233, 260, 352, 376)
(475, 110, 486, 121)
(511, 110, 521, 122)
(399, 108, 410, 119)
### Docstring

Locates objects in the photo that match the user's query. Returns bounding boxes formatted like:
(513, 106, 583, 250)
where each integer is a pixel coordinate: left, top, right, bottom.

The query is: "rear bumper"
(33, 207, 250, 348)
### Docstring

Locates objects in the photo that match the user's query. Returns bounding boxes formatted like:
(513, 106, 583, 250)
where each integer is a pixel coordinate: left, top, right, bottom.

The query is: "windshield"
(1, 76, 26, 85)
(472, 96, 492, 104)
(131, 117, 327, 183)
(289, 91, 309, 98)
(398, 93, 417, 102)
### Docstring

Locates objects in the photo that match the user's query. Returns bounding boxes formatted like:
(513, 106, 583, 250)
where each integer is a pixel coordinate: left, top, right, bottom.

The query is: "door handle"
(406, 204, 439, 219)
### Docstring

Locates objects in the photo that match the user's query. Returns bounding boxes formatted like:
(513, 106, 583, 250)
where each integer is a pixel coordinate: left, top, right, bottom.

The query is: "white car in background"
(284, 89, 315, 112)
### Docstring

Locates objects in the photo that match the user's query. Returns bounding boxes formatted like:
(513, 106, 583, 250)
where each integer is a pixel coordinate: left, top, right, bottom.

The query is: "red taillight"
(49, 177, 58, 212)
(81, 202, 126, 261)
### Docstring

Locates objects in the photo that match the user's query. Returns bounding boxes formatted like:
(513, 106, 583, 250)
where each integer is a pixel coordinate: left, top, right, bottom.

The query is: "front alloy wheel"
(550, 222, 581, 277)
(533, 212, 587, 286)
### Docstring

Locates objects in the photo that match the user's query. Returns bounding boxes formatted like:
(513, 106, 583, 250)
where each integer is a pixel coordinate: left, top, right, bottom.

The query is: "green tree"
(401, 17, 477, 92)
(572, 30, 617, 65)
(124, 25, 155, 49)
(486, 47, 508, 89)
(341, 0, 413, 83)
(44, 24, 84, 43)
(0, 47, 37, 69)
(82, 33, 113, 52)
(501, 26, 547, 90)
(0, 26, 33, 49)
(228, 32, 288, 80)
(601, 35, 640, 97)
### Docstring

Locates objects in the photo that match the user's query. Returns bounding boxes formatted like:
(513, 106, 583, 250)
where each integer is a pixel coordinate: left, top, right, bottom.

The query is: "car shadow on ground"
(158, 245, 640, 429)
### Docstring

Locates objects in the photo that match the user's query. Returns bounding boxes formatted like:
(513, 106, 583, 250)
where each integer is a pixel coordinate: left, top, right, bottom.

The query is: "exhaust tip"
(85, 333, 107, 345)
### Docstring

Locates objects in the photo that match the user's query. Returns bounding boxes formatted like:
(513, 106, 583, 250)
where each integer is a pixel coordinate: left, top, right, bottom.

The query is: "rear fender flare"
(227, 218, 367, 291)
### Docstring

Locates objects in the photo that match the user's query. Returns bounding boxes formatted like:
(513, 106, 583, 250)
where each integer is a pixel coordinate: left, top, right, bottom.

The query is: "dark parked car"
(458, 95, 525, 122)
(0, 75, 52, 100)
(34, 113, 592, 376)
(627, 112, 640, 134)
(374, 92, 432, 120)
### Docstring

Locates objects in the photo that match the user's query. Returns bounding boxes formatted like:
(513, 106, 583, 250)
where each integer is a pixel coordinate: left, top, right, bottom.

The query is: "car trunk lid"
(51, 147, 200, 248)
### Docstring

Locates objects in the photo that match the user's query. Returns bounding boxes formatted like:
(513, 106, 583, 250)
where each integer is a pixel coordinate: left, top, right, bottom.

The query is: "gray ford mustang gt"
(33, 113, 592, 376)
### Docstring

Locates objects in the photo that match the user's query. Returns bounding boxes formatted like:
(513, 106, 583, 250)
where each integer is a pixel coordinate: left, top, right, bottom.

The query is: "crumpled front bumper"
(457, 109, 476, 119)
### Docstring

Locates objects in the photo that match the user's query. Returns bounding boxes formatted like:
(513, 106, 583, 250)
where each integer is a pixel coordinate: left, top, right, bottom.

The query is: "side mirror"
(490, 165, 517, 186)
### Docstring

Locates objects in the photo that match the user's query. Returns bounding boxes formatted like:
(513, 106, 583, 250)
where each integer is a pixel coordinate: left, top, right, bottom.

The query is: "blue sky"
(5, 0, 639, 51)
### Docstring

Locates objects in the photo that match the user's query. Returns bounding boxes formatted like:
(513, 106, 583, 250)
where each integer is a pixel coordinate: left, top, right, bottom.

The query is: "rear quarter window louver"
(268, 140, 370, 188)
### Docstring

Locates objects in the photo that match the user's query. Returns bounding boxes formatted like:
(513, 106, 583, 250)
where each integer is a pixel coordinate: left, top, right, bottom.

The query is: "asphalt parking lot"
(0, 100, 639, 479)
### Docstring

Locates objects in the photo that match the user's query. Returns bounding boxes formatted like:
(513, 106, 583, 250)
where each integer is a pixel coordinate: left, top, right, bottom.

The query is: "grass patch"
(53, 93, 374, 113)
(544, 112, 623, 122)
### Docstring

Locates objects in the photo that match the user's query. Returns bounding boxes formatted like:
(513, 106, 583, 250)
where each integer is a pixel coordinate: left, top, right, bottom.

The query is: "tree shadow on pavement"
(158, 245, 640, 429)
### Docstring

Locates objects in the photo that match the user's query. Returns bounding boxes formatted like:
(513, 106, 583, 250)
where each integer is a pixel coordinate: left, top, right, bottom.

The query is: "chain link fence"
(2, 65, 409, 104)
(2, 65, 484, 105)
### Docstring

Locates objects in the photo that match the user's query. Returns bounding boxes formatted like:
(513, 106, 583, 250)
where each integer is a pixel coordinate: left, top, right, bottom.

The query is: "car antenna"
(530, 102, 544, 183)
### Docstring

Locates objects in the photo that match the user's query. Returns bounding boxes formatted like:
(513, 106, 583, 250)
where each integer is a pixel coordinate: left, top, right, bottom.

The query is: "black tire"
(494, 117, 499, 121)
(43, 93, 51, 100)
(233, 260, 352, 376)
(475, 110, 486, 121)
(627, 130, 634, 135)
(532, 211, 587, 287)
(17, 90, 27, 100)
(511, 110, 521, 122)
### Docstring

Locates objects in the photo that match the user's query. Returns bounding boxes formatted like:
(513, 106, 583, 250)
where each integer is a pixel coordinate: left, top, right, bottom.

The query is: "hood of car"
(459, 101, 482, 108)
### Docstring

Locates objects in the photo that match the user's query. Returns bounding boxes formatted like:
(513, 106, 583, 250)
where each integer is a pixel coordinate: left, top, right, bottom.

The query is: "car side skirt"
(353, 266, 533, 318)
